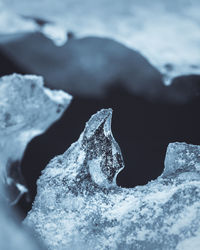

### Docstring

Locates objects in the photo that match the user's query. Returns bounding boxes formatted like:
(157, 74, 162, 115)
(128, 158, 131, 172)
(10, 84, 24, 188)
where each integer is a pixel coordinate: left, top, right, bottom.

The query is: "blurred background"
(0, 0, 200, 219)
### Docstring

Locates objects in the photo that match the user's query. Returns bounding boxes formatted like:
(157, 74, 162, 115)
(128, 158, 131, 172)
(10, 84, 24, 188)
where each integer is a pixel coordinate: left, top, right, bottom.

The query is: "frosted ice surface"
(0, 73, 72, 204)
(24, 110, 200, 250)
(163, 142, 200, 178)
(2, 0, 200, 83)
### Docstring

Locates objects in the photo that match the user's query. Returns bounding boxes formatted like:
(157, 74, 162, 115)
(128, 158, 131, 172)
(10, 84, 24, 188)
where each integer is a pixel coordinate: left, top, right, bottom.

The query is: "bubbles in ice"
(25, 110, 200, 250)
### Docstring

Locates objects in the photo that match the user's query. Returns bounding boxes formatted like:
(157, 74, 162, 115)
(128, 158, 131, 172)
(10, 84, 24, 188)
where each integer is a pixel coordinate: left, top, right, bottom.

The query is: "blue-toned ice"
(24, 109, 200, 250)
(0, 73, 72, 204)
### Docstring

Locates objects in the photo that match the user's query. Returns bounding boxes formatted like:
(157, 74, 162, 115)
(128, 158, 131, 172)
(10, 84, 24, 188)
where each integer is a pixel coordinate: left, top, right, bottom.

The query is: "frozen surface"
(1, 0, 200, 83)
(25, 109, 200, 250)
(0, 196, 45, 250)
(163, 142, 200, 178)
(0, 73, 72, 204)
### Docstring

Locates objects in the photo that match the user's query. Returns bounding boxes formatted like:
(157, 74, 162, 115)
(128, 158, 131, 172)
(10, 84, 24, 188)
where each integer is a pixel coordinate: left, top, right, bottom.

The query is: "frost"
(0, 73, 72, 204)
(2, 0, 200, 83)
(25, 110, 200, 250)
(163, 142, 200, 178)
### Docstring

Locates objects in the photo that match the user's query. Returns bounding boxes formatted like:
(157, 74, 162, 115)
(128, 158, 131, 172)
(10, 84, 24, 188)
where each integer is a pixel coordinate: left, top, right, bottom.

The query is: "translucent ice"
(0, 73, 72, 204)
(2, 0, 200, 83)
(25, 110, 200, 250)
(163, 142, 200, 178)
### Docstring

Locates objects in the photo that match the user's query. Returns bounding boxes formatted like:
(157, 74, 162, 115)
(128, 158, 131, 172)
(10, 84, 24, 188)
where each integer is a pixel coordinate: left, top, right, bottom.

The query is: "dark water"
(0, 48, 200, 218)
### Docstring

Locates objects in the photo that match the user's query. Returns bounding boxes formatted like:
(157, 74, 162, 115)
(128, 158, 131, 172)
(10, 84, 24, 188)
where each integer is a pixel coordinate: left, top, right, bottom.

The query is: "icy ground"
(25, 109, 200, 250)
(1, 0, 200, 84)
(0, 73, 72, 204)
(0, 198, 45, 250)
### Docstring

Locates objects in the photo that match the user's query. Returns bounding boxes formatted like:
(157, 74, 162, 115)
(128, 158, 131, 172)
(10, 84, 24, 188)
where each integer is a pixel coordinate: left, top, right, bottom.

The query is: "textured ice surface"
(25, 109, 200, 250)
(163, 142, 200, 178)
(0, 74, 72, 204)
(2, 0, 200, 83)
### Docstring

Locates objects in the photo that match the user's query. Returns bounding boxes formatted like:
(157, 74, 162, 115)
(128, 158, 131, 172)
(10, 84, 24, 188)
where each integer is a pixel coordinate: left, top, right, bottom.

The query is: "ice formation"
(1, 0, 200, 83)
(0, 73, 72, 204)
(25, 109, 200, 250)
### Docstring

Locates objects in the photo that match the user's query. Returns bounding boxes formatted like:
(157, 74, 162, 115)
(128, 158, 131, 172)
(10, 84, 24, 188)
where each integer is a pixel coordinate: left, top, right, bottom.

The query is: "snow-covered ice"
(0, 73, 72, 204)
(25, 109, 200, 250)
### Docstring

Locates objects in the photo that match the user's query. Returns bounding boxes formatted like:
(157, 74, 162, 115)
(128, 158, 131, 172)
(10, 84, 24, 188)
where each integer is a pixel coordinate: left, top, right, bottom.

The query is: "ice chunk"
(24, 111, 200, 250)
(2, 0, 200, 83)
(163, 142, 200, 178)
(0, 73, 72, 204)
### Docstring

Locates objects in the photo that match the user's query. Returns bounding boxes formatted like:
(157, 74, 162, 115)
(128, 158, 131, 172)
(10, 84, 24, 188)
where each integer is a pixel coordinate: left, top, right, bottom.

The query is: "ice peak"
(84, 108, 113, 138)
(39, 109, 124, 196)
(83, 108, 124, 187)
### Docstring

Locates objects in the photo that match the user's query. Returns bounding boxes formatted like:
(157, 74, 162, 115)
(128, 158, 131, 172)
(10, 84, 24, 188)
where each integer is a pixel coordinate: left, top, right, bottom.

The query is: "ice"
(0, 196, 46, 250)
(0, 73, 72, 204)
(0, 1, 37, 44)
(24, 110, 200, 250)
(1, 0, 200, 83)
(163, 142, 200, 178)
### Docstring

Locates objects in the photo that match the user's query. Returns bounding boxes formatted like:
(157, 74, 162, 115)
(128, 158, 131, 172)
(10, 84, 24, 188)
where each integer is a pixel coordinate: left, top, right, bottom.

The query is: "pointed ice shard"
(0, 73, 72, 204)
(82, 108, 124, 187)
(33, 109, 124, 197)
